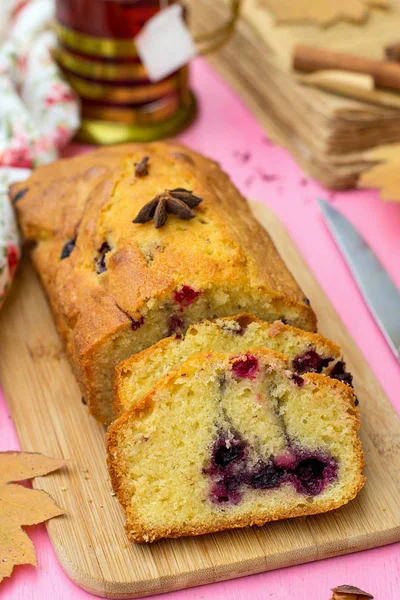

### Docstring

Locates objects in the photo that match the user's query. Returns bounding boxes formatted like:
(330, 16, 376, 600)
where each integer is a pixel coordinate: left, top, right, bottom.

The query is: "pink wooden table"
(1, 58, 400, 600)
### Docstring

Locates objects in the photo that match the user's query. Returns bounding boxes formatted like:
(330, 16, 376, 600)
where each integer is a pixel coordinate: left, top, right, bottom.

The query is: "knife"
(318, 198, 400, 361)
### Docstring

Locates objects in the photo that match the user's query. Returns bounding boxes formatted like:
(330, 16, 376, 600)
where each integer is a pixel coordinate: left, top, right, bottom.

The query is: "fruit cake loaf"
(114, 314, 353, 415)
(11, 141, 315, 423)
(107, 347, 365, 543)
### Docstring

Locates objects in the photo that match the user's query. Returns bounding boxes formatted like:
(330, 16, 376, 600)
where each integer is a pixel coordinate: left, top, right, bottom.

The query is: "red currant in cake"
(173, 286, 201, 308)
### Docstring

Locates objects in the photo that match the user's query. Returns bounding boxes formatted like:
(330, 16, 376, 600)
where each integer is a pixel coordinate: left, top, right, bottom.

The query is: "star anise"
(133, 188, 203, 229)
(134, 156, 150, 177)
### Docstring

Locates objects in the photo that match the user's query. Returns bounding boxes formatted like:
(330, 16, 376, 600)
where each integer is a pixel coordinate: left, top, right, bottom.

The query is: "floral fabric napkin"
(0, 0, 80, 309)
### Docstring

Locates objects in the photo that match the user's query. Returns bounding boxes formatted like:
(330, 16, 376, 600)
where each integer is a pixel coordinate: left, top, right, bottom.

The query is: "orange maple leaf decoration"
(258, 0, 390, 27)
(0, 452, 68, 583)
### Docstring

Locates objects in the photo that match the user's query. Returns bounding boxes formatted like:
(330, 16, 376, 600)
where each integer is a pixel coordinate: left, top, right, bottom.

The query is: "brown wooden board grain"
(0, 203, 400, 598)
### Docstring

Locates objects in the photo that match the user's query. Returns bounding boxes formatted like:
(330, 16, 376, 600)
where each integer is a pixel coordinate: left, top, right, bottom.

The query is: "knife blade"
(318, 198, 400, 361)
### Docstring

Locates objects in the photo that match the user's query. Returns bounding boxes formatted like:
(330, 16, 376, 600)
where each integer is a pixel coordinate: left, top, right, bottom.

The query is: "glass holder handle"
(193, 0, 242, 55)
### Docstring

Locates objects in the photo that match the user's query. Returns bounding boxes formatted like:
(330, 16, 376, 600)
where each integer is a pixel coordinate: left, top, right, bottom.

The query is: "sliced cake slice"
(107, 348, 364, 543)
(114, 314, 352, 415)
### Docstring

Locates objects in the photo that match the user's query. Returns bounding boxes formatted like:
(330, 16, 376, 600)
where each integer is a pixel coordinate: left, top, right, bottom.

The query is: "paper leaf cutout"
(359, 144, 400, 202)
(1, 484, 65, 526)
(0, 452, 68, 485)
(258, 0, 390, 27)
(0, 526, 36, 581)
(0, 451, 68, 583)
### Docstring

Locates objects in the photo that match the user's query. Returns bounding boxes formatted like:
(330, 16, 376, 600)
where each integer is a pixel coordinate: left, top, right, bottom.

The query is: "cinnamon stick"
(293, 44, 400, 92)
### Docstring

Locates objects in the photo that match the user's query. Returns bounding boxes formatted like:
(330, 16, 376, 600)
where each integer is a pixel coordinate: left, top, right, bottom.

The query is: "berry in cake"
(330, 361, 354, 386)
(168, 315, 184, 335)
(292, 350, 333, 374)
(231, 354, 259, 379)
(60, 238, 76, 259)
(95, 242, 111, 274)
(174, 286, 201, 309)
(292, 374, 305, 387)
(130, 316, 145, 331)
(249, 461, 284, 490)
(205, 435, 337, 503)
(107, 347, 364, 543)
(12, 187, 29, 203)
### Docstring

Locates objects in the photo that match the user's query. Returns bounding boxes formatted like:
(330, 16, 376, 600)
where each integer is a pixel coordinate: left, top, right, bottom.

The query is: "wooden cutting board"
(1, 203, 400, 599)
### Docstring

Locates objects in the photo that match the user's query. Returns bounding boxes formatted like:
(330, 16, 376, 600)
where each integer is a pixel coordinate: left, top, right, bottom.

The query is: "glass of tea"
(54, 0, 240, 144)
(54, 0, 194, 144)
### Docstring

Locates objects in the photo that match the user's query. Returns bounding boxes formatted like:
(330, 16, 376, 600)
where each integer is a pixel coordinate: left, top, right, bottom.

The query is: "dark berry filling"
(292, 374, 304, 387)
(210, 475, 242, 504)
(293, 459, 325, 495)
(207, 434, 246, 475)
(231, 355, 259, 379)
(293, 350, 333, 375)
(173, 285, 201, 309)
(205, 432, 246, 504)
(296, 459, 324, 480)
(290, 454, 338, 496)
(250, 462, 284, 489)
(95, 242, 111, 274)
(303, 297, 311, 306)
(329, 361, 353, 387)
(214, 439, 245, 468)
(60, 238, 76, 259)
(168, 314, 184, 335)
(12, 187, 28, 203)
(206, 432, 338, 505)
(130, 316, 144, 331)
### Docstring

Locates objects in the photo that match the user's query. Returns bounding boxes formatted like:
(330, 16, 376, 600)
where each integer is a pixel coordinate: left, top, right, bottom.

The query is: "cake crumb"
(268, 321, 284, 337)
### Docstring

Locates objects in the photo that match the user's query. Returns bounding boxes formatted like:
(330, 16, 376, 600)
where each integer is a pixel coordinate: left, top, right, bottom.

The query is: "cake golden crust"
(107, 348, 365, 543)
(11, 142, 316, 423)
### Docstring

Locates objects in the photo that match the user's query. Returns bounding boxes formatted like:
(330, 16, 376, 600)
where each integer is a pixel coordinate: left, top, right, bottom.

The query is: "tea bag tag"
(135, 4, 196, 83)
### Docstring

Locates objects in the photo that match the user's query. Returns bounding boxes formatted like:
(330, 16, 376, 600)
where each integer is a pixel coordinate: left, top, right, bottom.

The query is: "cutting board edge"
(46, 521, 400, 599)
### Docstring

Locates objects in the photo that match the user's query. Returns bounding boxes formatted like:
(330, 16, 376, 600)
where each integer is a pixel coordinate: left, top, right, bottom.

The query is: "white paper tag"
(135, 4, 197, 83)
